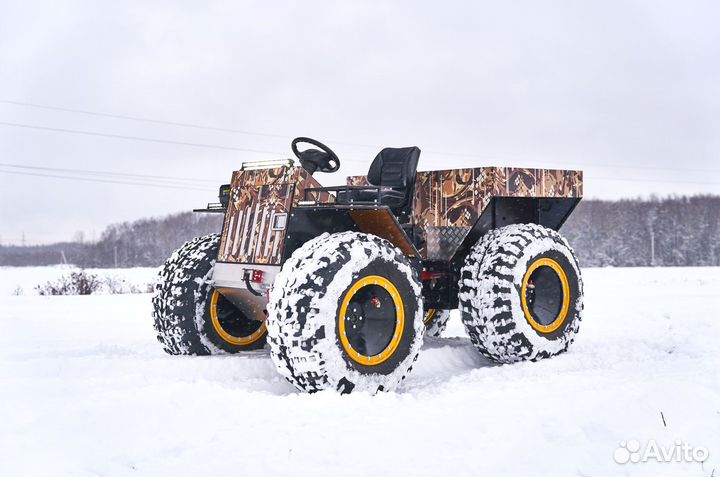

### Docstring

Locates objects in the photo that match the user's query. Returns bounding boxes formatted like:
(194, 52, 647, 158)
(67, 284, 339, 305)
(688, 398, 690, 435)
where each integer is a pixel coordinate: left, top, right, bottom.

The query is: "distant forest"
(0, 213, 223, 268)
(563, 195, 719, 267)
(1, 195, 718, 268)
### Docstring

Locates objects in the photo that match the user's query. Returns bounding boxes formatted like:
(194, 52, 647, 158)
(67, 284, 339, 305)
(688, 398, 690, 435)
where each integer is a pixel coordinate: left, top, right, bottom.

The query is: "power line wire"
(0, 121, 288, 155)
(0, 120, 368, 165)
(0, 162, 219, 185)
(0, 98, 292, 140)
(0, 169, 215, 191)
(1, 99, 718, 175)
(0, 98, 380, 149)
(2, 164, 717, 191)
(592, 176, 720, 186)
(3, 98, 720, 174)
(481, 158, 720, 175)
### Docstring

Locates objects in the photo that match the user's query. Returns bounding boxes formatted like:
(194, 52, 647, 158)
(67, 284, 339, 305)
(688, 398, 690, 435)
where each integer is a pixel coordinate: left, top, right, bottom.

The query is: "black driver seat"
(338, 146, 420, 223)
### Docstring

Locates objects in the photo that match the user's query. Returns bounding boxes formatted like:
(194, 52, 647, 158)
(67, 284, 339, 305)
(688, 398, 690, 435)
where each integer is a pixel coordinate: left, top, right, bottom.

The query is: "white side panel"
(231, 210, 244, 256)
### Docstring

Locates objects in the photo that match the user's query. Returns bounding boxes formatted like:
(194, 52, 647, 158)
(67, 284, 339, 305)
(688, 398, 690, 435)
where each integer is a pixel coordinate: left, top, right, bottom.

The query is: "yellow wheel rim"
(210, 290, 267, 346)
(338, 275, 405, 366)
(520, 258, 570, 334)
(423, 308, 436, 326)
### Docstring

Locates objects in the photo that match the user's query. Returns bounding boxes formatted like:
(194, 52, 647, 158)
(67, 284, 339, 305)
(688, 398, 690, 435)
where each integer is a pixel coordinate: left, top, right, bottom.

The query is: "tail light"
(244, 269, 264, 283)
(422, 271, 446, 281)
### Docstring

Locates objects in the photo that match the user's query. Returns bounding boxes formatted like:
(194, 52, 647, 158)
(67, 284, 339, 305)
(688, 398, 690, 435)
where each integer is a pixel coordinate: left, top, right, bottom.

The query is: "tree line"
(0, 212, 223, 268)
(1, 195, 718, 268)
(562, 195, 720, 267)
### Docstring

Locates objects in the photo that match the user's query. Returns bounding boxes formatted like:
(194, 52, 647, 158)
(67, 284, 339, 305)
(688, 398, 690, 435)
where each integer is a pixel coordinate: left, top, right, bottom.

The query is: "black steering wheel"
(291, 137, 340, 174)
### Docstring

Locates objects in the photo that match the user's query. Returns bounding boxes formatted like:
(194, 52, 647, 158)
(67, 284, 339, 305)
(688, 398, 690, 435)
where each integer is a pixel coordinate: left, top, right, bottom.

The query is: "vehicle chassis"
(200, 163, 583, 322)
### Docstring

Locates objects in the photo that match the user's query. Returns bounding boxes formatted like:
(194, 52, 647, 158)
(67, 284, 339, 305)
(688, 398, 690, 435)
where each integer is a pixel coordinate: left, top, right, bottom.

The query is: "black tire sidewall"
(152, 235, 218, 355)
(197, 282, 267, 353)
(267, 231, 425, 393)
(152, 233, 266, 355)
(423, 309, 451, 338)
(459, 224, 583, 362)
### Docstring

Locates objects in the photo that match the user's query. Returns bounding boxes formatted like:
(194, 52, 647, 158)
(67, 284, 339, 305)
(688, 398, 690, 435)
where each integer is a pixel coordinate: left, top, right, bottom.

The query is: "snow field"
(0, 267, 718, 476)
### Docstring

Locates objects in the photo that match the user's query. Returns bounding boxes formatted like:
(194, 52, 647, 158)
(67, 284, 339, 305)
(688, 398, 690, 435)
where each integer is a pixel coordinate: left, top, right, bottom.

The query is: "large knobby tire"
(266, 231, 424, 394)
(459, 224, 583, 363)
(423, 309, 452, 338)
(152, 234, 266, 355)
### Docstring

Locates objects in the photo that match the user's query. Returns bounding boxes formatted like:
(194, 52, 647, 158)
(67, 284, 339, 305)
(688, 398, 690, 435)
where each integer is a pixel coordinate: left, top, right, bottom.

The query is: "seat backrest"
(368, 146, 420, 188)
(367, 146, 420, 221)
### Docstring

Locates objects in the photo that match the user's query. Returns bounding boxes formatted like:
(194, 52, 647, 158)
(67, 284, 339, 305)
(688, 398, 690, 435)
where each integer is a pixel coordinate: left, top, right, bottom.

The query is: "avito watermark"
(614, 439, 709, 464)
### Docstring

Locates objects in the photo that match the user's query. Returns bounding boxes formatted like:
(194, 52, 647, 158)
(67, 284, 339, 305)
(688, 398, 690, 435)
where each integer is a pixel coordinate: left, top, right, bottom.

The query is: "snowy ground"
(0, 265, 158, 296)
(0, 267, 718, 476)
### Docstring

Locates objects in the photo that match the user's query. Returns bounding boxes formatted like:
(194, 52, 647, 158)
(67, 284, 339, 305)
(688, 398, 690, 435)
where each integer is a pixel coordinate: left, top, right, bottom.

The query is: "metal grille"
(219, 184, 293, 265)
(425, 226, 470, 260)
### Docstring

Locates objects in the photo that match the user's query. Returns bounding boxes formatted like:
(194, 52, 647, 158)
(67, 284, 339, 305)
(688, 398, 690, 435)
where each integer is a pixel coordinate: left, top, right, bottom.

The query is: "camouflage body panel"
(347, 167, 582, 259)
(346, 175, 371, 187)
(218, 166, 325, 264)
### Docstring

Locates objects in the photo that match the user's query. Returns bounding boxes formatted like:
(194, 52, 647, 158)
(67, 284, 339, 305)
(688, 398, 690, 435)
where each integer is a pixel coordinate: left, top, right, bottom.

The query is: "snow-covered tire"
(459, 224, 583, 363)
(267, 231, 424, 394)
(152, 234, 266, 355)
(423, 309, 451, 338)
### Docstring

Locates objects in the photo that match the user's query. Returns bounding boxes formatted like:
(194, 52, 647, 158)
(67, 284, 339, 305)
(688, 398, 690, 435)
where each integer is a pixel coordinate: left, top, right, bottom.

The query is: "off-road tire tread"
(152, 234, 219, 355)
(267, 232, 424, 394)
(459, 224, 583, 363)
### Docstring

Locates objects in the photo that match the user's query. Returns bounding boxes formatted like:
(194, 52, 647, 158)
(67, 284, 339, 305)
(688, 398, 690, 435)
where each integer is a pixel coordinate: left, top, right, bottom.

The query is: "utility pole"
(650, 229, 655, 266)
(114, 246, 118, 268)
(21, 232, 26, 247)
(646, 209, 657, 267)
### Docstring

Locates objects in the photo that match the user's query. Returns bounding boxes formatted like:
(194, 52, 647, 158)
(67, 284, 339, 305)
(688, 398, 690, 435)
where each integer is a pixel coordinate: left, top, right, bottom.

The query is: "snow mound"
(0, 265, 158, 296)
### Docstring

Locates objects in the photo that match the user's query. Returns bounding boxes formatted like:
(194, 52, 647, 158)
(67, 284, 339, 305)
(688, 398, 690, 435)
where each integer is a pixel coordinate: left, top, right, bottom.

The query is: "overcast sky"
(1, 0, 719, 245)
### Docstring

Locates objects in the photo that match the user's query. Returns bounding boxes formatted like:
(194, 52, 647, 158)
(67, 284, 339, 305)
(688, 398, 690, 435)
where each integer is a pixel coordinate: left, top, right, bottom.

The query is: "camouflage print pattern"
(487, 167, 583, 197)
(294, 168, 332, 204)
(229, 166, 297, 187)
(347, 167, 582, 259)
(219, 164, 581, 263)
(412, 168, 490, 229)
(218, 166, 325, 264)
(346, 175, 371, 187)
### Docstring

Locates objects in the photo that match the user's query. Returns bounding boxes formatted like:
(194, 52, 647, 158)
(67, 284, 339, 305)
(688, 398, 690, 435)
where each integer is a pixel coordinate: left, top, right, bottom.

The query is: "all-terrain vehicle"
(152, 137, 584, 393)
